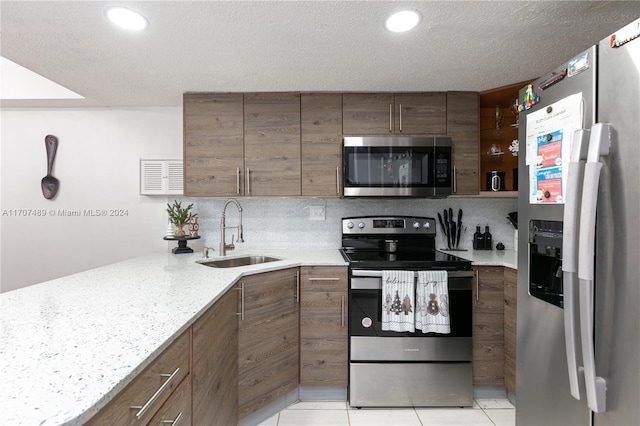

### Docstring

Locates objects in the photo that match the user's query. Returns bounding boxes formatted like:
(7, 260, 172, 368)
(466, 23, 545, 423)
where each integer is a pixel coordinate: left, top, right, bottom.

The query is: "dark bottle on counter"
(473, 225, 485, 250)
(484, 225, 493, 250)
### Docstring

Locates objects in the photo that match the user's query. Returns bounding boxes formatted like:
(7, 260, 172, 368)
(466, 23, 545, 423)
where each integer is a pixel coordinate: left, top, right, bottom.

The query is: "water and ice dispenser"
(529, 220, 564, 308)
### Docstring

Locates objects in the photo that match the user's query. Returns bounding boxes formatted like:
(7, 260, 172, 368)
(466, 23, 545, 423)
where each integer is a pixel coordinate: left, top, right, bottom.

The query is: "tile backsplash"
(177, 197, 518, 252)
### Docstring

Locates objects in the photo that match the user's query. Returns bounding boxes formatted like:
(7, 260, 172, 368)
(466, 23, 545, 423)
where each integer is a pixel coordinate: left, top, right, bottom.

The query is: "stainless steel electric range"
(340, 216, 474, 408)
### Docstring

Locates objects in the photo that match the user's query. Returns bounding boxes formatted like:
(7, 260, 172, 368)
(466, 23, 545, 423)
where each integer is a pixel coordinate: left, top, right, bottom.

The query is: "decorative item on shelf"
(510, 98, 520, 128)
(509, 139, 519, 156)
(487, 143, 504, 160)
(166, 200, 196, 237)
(188, 216, 199, 237)
(494, 105, 503, 135)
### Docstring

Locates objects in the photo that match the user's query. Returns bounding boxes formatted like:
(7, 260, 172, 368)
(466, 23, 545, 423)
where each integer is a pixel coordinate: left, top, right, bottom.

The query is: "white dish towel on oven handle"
(416, 270, 451, 334)
(381, 270, 415, 333)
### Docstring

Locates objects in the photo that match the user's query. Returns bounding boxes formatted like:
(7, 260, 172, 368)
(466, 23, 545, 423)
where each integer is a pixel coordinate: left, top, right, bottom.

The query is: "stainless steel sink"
(198, 255, 281, 268)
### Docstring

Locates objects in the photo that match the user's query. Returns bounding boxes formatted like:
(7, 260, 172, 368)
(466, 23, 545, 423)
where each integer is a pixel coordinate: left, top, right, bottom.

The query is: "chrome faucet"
(220, 198, 244, 256)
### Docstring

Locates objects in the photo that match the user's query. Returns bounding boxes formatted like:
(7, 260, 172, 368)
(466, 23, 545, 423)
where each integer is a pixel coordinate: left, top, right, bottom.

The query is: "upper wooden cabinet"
(183, 93, 244, 197)
(342, 92, 446, 135)
(447, 92, 480, 195)
(244, 92, 301, 196)
(301, 93, 343, 196)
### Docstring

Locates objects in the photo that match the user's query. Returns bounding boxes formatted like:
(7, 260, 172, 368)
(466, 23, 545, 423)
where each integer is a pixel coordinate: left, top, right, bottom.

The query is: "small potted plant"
(166, 200, 196, 237)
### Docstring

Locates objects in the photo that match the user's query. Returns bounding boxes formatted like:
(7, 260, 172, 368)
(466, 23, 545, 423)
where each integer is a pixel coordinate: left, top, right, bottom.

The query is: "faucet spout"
(220, 198, 244, 256)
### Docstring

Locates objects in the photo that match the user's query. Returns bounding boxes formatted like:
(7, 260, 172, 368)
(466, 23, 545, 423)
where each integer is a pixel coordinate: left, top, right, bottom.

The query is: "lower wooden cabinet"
(192, 288, 238, 425)
(86, 331, 190, 426)
(299, 266, 348, 386)
(472, 266, 505, 387)
(237, 268, 299, 419)
(503, 267, 517, 396)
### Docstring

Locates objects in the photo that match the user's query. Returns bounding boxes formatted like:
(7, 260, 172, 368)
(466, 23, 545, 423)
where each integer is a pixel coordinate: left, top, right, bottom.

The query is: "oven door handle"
(350, 270, 474, 279)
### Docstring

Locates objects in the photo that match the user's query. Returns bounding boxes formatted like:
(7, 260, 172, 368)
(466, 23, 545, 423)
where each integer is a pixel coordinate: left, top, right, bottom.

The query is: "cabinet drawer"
(147, 375, 191, 426)
(300, 266, 347, 292)
(87, 331, 190, 426)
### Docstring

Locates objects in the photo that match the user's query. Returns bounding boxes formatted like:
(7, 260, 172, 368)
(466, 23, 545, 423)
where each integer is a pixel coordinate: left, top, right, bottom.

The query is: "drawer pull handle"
(163, 412, 183, 426)
(131, 367, 180, 419)
(308, 277, 340, 281)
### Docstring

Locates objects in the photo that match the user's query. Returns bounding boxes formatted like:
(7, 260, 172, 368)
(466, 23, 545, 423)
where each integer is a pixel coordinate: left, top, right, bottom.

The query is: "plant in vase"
(166, 200, 196, 237)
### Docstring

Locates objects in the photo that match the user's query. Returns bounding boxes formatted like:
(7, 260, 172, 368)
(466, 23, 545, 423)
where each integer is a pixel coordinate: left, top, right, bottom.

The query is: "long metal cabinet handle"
(236, 283, 244, 320)
(453, 164, 457, 193)
(336, 166, 340, 195)
(341, 295, 345, 327)
(389, 104, 393, 132)
(295, 271, 300, 303)
(131, 367, 181, 419)
(246, 167, 250, 195)
(475, 270, 479, 301)
(308, 277, 340, 281)
(562, 129, 590, 400)
(399, 103, 403, 132)
(162, 412, 183, 425)
(577, 123, 611, 414)
(236, 167, 240, 195)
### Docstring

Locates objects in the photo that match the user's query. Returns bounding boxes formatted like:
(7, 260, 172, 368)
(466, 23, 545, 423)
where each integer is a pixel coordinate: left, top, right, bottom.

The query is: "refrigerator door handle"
(562, 129, 590, 401)
(577, 123, 612, 414)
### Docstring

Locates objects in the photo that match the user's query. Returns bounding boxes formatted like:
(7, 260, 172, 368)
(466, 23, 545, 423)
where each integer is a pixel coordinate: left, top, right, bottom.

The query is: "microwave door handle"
(562, 129, 590, 401)
(577, 123, 612, 414)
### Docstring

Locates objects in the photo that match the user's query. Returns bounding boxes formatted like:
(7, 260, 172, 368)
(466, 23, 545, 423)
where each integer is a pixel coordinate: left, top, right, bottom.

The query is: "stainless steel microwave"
(342, 136, 452, 197)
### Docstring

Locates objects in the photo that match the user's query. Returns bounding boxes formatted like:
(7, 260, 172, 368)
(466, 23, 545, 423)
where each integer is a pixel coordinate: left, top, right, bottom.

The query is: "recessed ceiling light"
(105, 6, 148, 31)
(385, 10, 421, 33)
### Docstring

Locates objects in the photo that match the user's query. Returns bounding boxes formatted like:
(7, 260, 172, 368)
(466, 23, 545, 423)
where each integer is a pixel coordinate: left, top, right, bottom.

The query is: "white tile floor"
(256, 399, 515, 426)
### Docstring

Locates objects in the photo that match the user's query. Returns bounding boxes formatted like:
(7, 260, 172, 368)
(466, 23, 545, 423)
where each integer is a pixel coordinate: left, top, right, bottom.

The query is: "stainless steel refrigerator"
(516, 18, 640, 425)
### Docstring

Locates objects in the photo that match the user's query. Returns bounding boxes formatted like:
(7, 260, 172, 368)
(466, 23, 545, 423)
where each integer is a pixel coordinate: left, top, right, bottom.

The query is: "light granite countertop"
(455, 249, 518, 269)
(0, 249, 346, 426)
(0, 247, 516, 425)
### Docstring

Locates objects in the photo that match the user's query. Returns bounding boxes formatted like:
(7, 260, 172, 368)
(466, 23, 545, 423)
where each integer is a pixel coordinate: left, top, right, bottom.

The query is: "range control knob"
(346, 222, 354, 229)
(424, 221, 431, 229)
(358, 222, 365, 229)
(413, 221, 421, 229)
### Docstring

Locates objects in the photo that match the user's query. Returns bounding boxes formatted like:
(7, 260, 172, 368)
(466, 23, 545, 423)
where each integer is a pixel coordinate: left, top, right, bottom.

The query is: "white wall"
(1, 107, 183, 292)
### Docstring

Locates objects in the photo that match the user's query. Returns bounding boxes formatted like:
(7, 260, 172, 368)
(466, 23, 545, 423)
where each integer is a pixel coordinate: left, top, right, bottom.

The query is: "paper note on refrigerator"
(525, 93, 583, 204)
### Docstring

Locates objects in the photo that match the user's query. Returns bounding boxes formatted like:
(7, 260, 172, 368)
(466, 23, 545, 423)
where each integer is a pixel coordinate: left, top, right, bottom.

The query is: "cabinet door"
(244, 93, 301, 196)
(192, 288, 238, 426)
(472, 266, 504, 386)
(301, 93, 343, 196)
(238, 268, 299, 419)
(183, 93, 244, 196)
(343, 93, 394, 135)
(394, 92, 447, 135)
(299, 266, 348, 386)
(503, 267, 517, 396)
(447, 92, 480, 195)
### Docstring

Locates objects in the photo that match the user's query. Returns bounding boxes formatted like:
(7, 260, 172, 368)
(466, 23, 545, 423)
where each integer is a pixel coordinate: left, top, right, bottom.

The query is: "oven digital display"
(372, 219, 405, 229)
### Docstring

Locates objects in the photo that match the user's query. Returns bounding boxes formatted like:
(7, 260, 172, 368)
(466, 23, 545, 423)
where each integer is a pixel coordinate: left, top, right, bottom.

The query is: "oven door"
(349, 269, 473, 339)
(343, 137, 451, 197)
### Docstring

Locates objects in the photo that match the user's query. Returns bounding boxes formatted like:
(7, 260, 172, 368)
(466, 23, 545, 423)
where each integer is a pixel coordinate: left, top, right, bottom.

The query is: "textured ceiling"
(1, 1, 638, 107)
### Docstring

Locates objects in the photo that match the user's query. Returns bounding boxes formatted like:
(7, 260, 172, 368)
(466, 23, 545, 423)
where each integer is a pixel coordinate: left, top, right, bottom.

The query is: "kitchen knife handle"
(577, 123, 611, 414)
